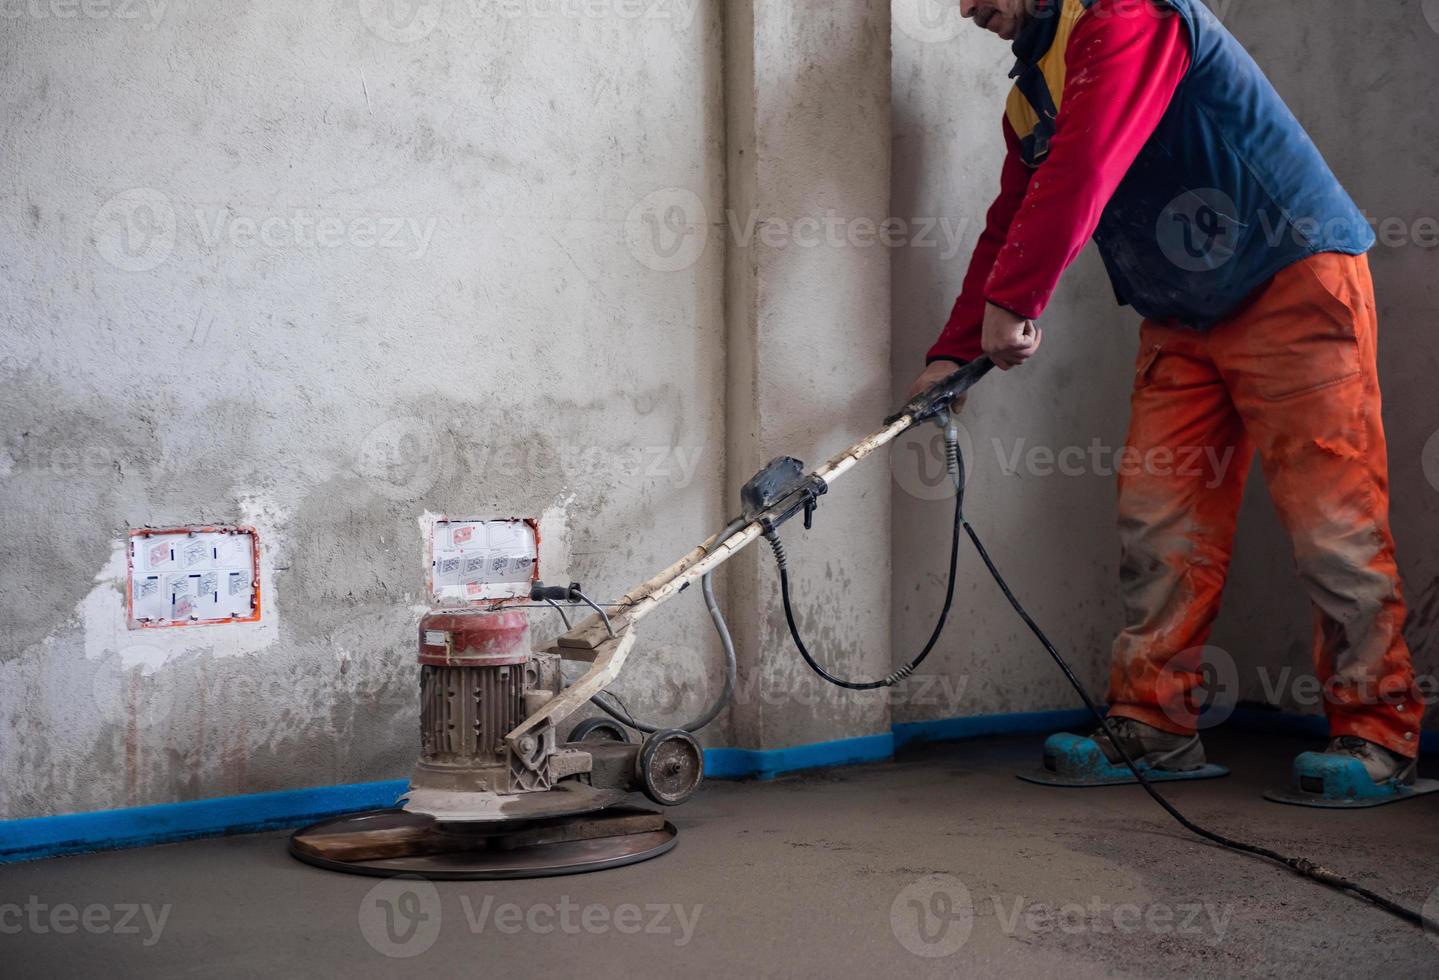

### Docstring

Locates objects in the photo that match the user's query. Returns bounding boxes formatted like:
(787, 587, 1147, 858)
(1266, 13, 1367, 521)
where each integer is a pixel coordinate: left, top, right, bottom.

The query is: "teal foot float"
(1017, 732, 1229, 787)
(1263, 751, 1439, 809)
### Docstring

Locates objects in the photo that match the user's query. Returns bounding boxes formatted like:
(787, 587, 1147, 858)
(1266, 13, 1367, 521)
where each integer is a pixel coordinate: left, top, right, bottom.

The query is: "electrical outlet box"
(429, 518, 539, 606)
(128, 526, 261, 628)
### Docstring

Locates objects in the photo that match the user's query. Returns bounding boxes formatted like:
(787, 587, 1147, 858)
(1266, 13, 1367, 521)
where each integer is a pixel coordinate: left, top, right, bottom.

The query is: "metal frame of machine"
(397, 377, 946, 825)
(289, 362, 993, 878)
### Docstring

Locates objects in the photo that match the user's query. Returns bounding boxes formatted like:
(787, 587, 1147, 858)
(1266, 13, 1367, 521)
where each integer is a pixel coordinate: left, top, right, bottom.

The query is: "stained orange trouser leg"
(1107, 253, 1423, 758)
(1105, 312, 1255, 736)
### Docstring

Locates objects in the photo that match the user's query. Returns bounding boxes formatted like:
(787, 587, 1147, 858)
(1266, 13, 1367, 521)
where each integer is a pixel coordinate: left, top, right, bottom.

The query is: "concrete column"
(723, 0, 893, 750)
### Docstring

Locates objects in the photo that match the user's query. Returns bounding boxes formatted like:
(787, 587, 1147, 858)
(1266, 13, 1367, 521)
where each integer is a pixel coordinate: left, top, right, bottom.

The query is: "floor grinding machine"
(289, 359, 997, 879)
(290, 605, 701, 879)
(290, 358, 1437, 933)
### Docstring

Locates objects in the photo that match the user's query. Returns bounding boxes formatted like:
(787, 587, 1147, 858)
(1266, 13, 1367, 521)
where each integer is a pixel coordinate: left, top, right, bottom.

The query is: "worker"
(906, 0, 1425, 801)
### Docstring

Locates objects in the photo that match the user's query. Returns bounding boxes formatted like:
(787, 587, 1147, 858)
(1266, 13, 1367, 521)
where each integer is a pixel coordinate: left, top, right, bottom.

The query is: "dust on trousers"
(1105, 251, 1423, 758)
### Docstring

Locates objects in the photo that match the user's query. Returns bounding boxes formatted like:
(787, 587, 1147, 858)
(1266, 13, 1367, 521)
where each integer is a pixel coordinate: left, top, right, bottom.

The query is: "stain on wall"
(0, 2, 729, 819)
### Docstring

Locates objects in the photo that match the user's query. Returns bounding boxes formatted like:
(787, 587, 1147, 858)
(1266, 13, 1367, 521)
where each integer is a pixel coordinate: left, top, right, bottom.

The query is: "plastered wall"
(889, 1, 1136, 725)
(0, 1, 730, 818)
(6, 0, 1434, 822)
(2, 0, 903, 821)
(721, 0, 895, 750)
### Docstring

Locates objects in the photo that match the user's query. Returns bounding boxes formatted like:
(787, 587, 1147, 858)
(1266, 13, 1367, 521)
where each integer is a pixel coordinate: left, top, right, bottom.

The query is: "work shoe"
(1316, 736, 1416, 786)
(1090, 717, 1206, 772)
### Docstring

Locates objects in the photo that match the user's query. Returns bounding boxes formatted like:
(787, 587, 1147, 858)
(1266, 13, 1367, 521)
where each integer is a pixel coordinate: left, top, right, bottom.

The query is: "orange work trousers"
(1107, 251, 1422, 758)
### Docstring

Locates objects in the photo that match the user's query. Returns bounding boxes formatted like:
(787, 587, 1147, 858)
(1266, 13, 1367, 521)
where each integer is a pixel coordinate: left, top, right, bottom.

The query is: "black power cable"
(767, 485, 963, 691)
(775, 427, 1438, 933)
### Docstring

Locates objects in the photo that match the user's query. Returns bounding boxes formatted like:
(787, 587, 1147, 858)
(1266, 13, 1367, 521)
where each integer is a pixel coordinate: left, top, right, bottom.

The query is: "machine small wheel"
(636, 729, 705, 806)
(569, 717, 634, 744)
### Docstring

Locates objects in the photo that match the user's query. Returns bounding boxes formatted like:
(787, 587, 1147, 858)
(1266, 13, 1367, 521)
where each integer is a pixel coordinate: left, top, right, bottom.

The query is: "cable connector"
(532, 581, 614, 636)
(530, 581, 583, 603)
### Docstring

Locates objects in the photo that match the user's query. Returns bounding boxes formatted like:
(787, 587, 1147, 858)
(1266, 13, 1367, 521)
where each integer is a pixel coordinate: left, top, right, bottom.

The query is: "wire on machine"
(585, 519, 745, 735)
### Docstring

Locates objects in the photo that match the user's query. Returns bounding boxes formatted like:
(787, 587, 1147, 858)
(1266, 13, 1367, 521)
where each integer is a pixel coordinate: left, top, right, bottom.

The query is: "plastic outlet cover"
(127, 527, 260, 628)
(428, 518, 539, 605)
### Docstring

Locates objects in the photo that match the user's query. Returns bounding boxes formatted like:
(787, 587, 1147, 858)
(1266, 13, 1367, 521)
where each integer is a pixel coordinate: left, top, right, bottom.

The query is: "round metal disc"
(289, 808, 677, 880)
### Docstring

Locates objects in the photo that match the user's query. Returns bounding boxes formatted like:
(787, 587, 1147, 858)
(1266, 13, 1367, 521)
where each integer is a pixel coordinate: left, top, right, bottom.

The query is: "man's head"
(959, 0, 1031, 42)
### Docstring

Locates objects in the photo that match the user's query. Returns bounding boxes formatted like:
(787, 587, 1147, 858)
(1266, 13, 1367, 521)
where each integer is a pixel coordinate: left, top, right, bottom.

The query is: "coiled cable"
(769, 415, 965, 690)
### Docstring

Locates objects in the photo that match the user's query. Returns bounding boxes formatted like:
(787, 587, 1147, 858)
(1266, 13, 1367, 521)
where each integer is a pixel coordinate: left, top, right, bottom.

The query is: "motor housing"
(403, 609, 704, 822)
(410, 610, 566, 797)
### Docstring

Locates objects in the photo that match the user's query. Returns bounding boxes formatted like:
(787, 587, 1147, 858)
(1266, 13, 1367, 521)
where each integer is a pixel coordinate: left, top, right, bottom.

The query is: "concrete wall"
(722, 0, 894, 750)
(890, 0, 1439, 735)
(1, 0, 901, 821)
(0, 1, 731, 819)
(889, 0, 1138, 724)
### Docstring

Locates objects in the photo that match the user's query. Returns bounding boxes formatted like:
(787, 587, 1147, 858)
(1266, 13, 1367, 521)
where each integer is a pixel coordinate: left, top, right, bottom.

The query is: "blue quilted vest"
(1007, 0, 1374, 328)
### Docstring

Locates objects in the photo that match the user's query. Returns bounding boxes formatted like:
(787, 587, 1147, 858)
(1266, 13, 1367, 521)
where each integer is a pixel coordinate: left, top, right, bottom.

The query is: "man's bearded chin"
(974, 7, 1024, 41)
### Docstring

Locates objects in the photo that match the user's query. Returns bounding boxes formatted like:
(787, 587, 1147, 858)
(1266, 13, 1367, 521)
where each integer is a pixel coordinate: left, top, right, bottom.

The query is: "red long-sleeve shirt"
(927, 2, 1192, 364)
